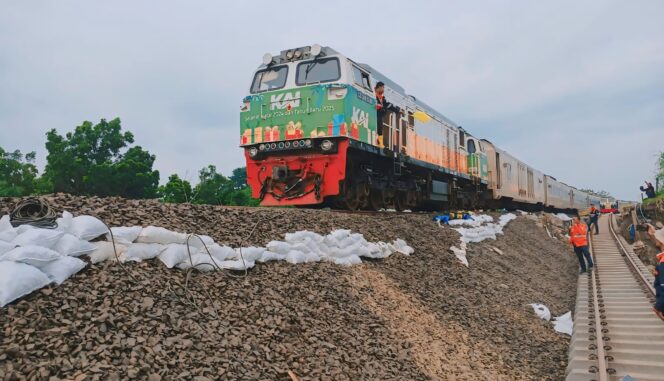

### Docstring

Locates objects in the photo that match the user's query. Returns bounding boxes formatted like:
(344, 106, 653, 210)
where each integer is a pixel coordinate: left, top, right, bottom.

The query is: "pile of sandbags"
(0, 212, 102, 307)
(0, 211, 415, 307)
(453, 213, 517, 244)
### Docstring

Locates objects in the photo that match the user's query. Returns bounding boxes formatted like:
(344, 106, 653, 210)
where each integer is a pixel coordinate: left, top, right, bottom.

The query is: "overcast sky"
(1, 1, 662, 201)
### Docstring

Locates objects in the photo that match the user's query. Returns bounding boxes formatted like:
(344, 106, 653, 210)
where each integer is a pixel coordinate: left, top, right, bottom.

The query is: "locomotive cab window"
(467, 139, 476, 154)
(352, 66, 371, 90)
(296, 57, 341, 86)
(250, 65, 288, 93)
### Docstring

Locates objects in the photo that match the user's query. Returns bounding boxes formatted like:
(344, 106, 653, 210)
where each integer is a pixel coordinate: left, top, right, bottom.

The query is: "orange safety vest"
(569, 223, 588, 247)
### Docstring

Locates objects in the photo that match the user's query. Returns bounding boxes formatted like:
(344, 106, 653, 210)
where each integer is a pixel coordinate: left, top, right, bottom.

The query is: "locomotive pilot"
(374, 81, 400, 148)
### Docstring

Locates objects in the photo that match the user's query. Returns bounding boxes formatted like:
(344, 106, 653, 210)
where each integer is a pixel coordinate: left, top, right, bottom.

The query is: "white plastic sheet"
(552, 311, 573, 336)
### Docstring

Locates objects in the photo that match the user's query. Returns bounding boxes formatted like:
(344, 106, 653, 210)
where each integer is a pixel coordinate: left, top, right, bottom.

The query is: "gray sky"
(1, 1, 662, 201)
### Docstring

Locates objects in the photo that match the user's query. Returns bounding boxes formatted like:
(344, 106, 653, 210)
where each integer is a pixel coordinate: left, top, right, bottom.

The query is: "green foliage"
(579, 188, 611, 198)
(158, 165, 259, 206)
(0, 148, 39, 196)
(43, 118, 159, 198)
(159, 174, 193, 203)
(657, 151, 664, 187)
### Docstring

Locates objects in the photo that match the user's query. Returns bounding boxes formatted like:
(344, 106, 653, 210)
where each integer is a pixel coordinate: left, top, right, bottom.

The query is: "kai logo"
(270, 91, 301, 110)
(351, 107, 369, 129)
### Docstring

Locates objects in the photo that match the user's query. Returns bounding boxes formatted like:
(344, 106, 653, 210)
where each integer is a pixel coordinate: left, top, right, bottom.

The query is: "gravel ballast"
(0, 195, 579, 380)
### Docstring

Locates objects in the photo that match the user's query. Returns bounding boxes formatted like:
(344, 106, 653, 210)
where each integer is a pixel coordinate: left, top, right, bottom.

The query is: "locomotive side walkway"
(566, 215, 664, 381)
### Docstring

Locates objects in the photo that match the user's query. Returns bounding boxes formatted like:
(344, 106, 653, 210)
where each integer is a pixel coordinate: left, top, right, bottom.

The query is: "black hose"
(9, 198, 58, 229)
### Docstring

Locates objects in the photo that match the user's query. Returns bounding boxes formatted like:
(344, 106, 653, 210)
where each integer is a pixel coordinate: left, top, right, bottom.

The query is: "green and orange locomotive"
(240, 44, 599, 212)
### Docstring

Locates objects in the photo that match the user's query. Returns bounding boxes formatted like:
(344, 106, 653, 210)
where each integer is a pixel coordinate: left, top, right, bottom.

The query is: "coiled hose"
(9, 198, 58, 229)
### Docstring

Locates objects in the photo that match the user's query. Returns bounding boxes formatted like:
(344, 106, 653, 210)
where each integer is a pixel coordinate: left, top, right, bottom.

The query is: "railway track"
(566, 214, 664, 381)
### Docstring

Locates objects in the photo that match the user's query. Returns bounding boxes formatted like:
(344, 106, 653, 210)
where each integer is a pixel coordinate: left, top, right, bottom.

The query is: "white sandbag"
(124, 243, 165, 262)
(266, 240, 293, 255)
(552, 311, 573, 336)
(88, 241, 128, 264)
(0, 245, 62, 268)
(204, 244, 237, 262)
(53, 234, 97, 257)
(16, 224, 35, 234)
(183, 253, 219, 272)
(450, 244, 469, 267)
(55, 211, 73, 233)
(284, 230, 324, 243)
(70, 215, 108, 241)
(235, 246, 266, 262)
(158, 244, 191, 268)
(39, 256, 86, 284)
(555, 213, 572, 222)
(257, 251, 286, 262)
(12, 228, 64, 249)
(136, 226, 187, 244)
(0, 261, 51, 307)
(393, 239, 414, 255)
(0, 241, 16, 256)
(529, 303, 551, 321)
(219, 258, 255, 271)
(0, 215, 17, 242)
(106, 226, 142, 244)
(187, 234, 215, 249)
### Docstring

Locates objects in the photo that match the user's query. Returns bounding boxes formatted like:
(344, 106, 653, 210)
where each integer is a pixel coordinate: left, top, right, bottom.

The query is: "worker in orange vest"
(569, 216, 594, 274)
(587, 204, 600, 234)
(654, 251, 664, 321)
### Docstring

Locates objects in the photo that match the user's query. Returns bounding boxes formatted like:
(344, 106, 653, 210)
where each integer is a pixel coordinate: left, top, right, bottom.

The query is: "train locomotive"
(240, 44, 600, 213)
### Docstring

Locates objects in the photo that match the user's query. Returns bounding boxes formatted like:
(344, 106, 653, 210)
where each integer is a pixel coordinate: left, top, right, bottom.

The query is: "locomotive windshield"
(250, 65, 288, 93)
(296, 57, 340, 85)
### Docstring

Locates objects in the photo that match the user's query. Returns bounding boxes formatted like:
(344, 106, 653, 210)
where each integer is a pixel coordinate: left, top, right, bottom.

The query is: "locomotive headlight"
(284, 141, 291, 148)
(270, 143, 277, 149)
(278, 142, 284, 149)
(320, 139, 334, 152)
(248, 147, 259, 158)
(258, 144, 265, 151)
(293, 140, 299, 148)
(286, 50, 294, 60)
(305, 139, 312, 147)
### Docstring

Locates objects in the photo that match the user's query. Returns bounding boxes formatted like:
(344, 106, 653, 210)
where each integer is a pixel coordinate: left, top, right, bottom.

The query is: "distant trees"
(580, 189, 612, 198)
(0, 117, 259, 206)
(0, 148, 39, 196)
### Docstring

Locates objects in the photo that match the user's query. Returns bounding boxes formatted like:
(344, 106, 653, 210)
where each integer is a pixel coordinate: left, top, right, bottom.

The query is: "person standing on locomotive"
(374, 81, 400, 148)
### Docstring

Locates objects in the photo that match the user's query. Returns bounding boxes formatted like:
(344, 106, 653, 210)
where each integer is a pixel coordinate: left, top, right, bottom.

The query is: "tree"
(43, 118, 159, 198)
(159, 174, 193, 203)
(230, 167, 248, 190)
(657, 151, 664, 192)
(192, 165, 234, 205)
(580, 189, 611, 198)
(0, 148, 39, 196)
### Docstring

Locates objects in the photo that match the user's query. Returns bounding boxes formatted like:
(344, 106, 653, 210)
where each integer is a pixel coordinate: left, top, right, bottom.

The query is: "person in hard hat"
(587, 204, 600, 235)
(569, 216, 594, 274)
(653, 251, 664, 321)
(374, 81, 400, 149)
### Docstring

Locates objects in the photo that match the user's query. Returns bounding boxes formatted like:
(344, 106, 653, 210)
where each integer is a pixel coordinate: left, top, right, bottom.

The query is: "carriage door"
(451, 132, 458, 171)
(527, 169, 534, 199)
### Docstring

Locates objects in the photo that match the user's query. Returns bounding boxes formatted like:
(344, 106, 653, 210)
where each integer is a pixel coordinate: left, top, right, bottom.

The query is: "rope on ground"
(9, 198, 58, 229)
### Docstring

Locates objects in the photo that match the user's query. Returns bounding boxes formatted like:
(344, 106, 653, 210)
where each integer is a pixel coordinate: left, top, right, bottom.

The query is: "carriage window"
(250, 66, 288, 93)
(459, 130, 466, 147)
(467, 139, 476, 154)
(352, 66, 371, 90)
(296, 58, 341, 85)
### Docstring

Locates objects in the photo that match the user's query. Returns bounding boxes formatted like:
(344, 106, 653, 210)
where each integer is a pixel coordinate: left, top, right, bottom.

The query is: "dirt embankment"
(1, 195, 578, 380)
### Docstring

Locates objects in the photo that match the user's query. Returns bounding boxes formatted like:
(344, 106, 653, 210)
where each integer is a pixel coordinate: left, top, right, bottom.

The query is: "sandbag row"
(0, 211, 415, 307)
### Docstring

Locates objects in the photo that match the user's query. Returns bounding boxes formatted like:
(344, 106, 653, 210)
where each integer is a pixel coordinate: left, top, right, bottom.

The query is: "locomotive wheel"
(368, 189, 385, 210)
(394, 192, 408, 211)
(342, 181, 360, 211)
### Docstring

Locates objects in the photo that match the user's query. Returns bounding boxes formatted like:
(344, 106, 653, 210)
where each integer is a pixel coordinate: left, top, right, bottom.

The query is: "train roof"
(358, 63, 458, 128)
